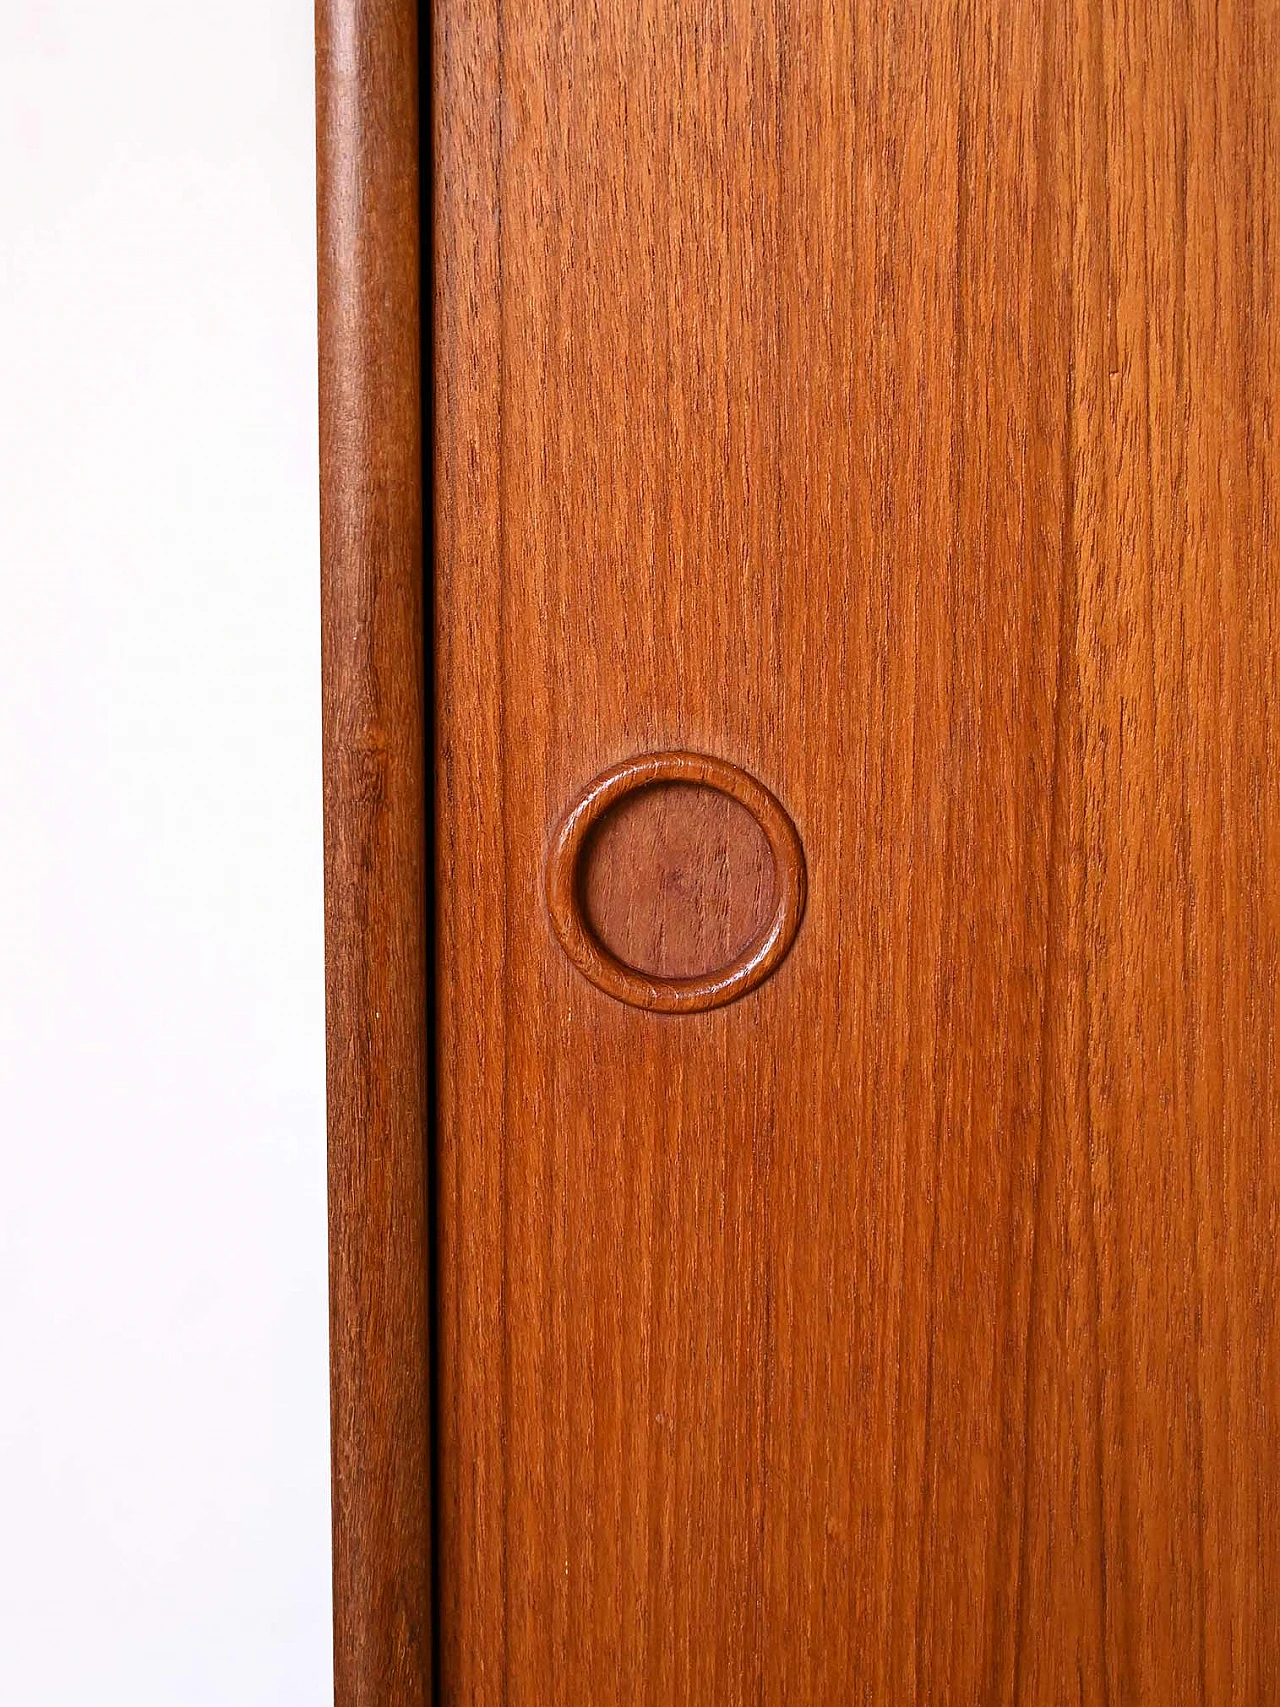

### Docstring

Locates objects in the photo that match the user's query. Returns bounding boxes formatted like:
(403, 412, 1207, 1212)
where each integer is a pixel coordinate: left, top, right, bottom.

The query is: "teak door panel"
(320, 0, 1279, 1702)
(433, 2, 1279, 1700)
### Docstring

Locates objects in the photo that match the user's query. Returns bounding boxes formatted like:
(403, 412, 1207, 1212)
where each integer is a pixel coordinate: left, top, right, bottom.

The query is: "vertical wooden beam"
(316, 2, 430, 1703)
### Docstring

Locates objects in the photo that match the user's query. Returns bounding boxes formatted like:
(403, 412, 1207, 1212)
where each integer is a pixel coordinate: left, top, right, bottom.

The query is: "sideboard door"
(432, 3, 1279, 1701)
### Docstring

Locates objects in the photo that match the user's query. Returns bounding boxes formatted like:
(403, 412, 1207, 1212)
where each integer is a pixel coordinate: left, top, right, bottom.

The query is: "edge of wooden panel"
(316, 2, 430, 1703)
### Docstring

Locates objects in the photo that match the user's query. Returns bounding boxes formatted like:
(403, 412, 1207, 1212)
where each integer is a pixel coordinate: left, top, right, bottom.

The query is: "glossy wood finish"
(433, 0, 1279, 1700)
(317, 1, 430, 1702)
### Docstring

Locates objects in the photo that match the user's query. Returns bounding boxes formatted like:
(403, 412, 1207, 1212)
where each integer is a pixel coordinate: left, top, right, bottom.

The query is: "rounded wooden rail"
(317, 1, 430, 1702)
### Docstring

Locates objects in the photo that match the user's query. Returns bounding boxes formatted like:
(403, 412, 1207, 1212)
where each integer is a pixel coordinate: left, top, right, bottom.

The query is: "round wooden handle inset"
(546, 751, 806, 1013)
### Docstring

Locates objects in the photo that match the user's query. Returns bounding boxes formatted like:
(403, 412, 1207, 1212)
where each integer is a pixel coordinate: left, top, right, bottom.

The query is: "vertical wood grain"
(317, 2, 430, 1702)
(581, 784, 775, 980)
(433, 0, 1279, 1701)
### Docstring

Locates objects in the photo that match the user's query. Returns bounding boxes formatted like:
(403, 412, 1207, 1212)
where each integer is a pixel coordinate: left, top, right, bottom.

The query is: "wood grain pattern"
(546, 751, 806, 1011)
(433, 0, 1279, 1700)
(317, 2, 430, 1702)
(582, 782, 774, 979)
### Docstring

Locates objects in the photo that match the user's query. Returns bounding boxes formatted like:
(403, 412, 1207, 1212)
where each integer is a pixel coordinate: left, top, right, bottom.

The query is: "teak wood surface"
(319, 0, 1275, 1699)
(318, 2, 430, 1703)
(432, 0, 1279, 1701)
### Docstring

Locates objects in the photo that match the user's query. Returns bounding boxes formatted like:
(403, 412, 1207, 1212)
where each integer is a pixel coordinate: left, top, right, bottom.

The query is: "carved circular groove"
(546, 751, 806, 1013)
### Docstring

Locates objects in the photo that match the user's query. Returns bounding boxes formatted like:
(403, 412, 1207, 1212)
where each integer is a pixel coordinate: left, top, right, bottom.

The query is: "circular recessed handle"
(546, 750, 806, 1013)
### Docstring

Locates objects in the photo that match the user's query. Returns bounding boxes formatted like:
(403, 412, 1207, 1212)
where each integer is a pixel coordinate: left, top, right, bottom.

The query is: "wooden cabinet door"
(320, 1, 1279, 1702)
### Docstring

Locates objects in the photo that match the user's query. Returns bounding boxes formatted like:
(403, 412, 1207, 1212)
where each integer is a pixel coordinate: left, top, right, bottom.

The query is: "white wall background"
(0, 4, 331, 1702)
